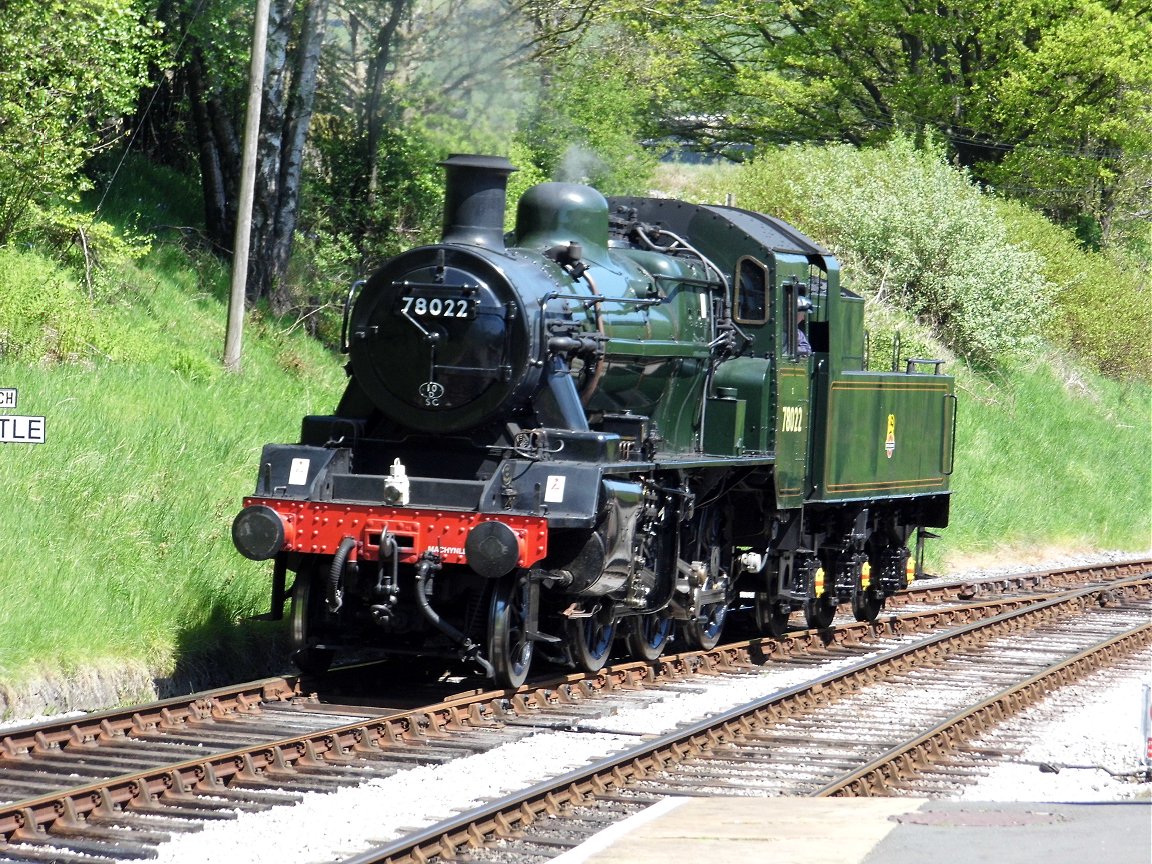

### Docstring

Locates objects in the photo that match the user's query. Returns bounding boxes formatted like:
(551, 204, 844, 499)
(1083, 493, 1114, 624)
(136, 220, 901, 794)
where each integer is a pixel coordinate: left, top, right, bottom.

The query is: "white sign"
(288, 457, 310, 486)
(0, 388, 16, 409)
(0, 415, 45, 444)
(544, 474, 566, 503)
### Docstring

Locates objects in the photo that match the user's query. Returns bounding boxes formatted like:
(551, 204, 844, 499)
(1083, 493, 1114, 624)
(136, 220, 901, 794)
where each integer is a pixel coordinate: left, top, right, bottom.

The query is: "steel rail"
(337, 574, 1151, 864)
(888, 554, 1151, 608)
(0, 677, 299, 760)
(813, 619, 1152, 796)
(0, 563, 1146, 854)
(0, 584, 1097, 780)
(4, 555, 1144, 756)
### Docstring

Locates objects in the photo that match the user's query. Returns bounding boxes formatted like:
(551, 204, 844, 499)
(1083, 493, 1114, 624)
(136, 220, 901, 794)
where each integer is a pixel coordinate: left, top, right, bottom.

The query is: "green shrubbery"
(736, 136, 1054, 371)
(0, 249, 100, 362)
(688, 135, 1148, 382)
(990, 197, 1151, 380)
(306, 114, 445, 267)
(0, 0, 159, 244)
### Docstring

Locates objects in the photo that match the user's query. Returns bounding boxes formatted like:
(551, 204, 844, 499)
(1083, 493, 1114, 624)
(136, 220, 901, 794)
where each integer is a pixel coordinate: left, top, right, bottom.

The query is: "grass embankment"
(945, 358, 1150, 563)
(0, 238, 344, 710)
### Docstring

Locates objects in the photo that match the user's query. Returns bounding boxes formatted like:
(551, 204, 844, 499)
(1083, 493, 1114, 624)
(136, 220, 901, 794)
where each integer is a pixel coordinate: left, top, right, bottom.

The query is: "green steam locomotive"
(232, 154, 957, 688)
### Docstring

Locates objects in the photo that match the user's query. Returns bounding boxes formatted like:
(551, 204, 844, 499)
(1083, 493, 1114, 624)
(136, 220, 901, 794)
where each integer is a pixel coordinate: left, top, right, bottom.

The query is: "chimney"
(440, 154, 517, 249)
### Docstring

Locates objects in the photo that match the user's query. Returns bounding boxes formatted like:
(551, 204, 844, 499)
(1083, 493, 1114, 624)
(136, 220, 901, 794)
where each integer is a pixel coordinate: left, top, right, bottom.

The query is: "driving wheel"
(489, 571, 534, 689)
(568, 602, 617, 673)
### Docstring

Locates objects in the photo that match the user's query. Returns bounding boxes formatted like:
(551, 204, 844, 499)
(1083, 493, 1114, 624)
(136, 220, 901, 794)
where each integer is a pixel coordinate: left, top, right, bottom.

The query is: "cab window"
(734, 257, 769, 324)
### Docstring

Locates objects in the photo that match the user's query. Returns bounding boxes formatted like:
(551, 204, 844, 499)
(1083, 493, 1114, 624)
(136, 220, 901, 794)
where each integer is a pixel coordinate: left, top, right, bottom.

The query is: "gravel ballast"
(145, 645, 1151, 863)
(2, 551, 1147, 863)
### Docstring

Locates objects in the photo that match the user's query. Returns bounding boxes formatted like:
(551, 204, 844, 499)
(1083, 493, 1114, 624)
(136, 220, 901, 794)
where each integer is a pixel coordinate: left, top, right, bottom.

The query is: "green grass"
(0, 240, 345, 689)
(941, 356, 1151, 564)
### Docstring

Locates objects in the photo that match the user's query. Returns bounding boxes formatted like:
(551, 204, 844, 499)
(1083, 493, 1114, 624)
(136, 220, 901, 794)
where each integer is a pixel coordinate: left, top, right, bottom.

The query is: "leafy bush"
(860, 299, 955, 374)
(990, 197, 1151, 380)
(15, 204, 153, 303)
(0, 249, 104, 362)
(0, 0, 159, 242)
(504, 141, 552, 226)
(649, 160, 742, 204)
(736, 135, 1054, 369)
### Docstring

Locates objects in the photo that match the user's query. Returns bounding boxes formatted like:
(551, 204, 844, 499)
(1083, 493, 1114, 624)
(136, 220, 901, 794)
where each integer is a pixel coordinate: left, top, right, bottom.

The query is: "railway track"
(350, 575, 1152, 864)
(887, 556, 1149, 609)
(0, 558, 1147, 863)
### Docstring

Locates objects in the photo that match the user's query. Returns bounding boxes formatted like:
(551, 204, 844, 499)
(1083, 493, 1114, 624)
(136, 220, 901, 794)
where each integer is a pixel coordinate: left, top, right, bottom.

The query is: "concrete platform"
(552, 798, 1152, 864)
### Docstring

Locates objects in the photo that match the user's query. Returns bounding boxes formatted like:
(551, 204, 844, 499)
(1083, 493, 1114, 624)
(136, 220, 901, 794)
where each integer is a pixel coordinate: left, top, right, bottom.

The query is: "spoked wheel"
(625, 609, 674, 661)
(680, 601, 729, 651)
(289, 563, 334, 675)
(803, 596, 838, 630)
(489, 572, 534, 689)
(568, 602, 617, 673)
(754, 594, 792, 637)
(852, 587, 886, 623)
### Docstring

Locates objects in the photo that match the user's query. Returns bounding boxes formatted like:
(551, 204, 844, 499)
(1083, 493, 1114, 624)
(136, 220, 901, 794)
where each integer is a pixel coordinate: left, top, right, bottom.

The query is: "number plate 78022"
(398, 293, 476, 319)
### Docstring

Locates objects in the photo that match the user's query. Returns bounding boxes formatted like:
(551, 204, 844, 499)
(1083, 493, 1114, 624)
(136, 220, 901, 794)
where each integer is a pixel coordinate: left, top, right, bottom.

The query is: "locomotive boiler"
(232, 154, 957, 687)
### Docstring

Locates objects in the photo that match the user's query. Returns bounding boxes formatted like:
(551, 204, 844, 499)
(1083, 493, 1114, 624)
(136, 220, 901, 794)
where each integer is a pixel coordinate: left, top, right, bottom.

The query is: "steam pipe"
(413, 556, 496, 678)
(327, 536, 355, 613)
(545, 356, 590, 432)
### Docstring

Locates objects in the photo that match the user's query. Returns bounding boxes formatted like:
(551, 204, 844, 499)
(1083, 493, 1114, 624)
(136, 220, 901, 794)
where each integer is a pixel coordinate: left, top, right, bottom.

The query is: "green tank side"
(810, 369, 956, 504)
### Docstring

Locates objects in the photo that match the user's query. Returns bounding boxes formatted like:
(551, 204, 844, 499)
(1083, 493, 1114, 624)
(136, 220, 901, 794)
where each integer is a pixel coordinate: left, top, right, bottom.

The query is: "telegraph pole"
(224, 0, 272, 372)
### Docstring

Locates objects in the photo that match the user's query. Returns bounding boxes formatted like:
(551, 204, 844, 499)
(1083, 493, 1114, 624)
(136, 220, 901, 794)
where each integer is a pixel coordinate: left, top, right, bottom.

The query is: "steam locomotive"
(231, 155, 957, 688)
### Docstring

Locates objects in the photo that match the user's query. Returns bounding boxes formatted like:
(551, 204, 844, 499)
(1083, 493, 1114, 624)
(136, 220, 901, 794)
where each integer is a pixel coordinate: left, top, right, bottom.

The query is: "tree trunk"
(246, 0, 331, 305)
(186, 52, 230, 251)
(269, 0, 330, 307)
(363, 1, 411, 204)
(247, 0, 291, 302)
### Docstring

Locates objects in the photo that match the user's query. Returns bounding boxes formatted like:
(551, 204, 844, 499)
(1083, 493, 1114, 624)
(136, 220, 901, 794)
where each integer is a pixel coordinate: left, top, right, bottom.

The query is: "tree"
(515, 29, 661, 193)
(383, 2, 659, 192)
(616, 0, 1152, 243)
(316, 1, 610, 188)
(388, 1, 606, 151)
(147, 0, 329, 303)
(250, 0, 332, 305)
(0, 0, 158, 243)
(303, 0, 616, 264)
(313, 0, 413, 210)
(140, 0, 643, 302)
